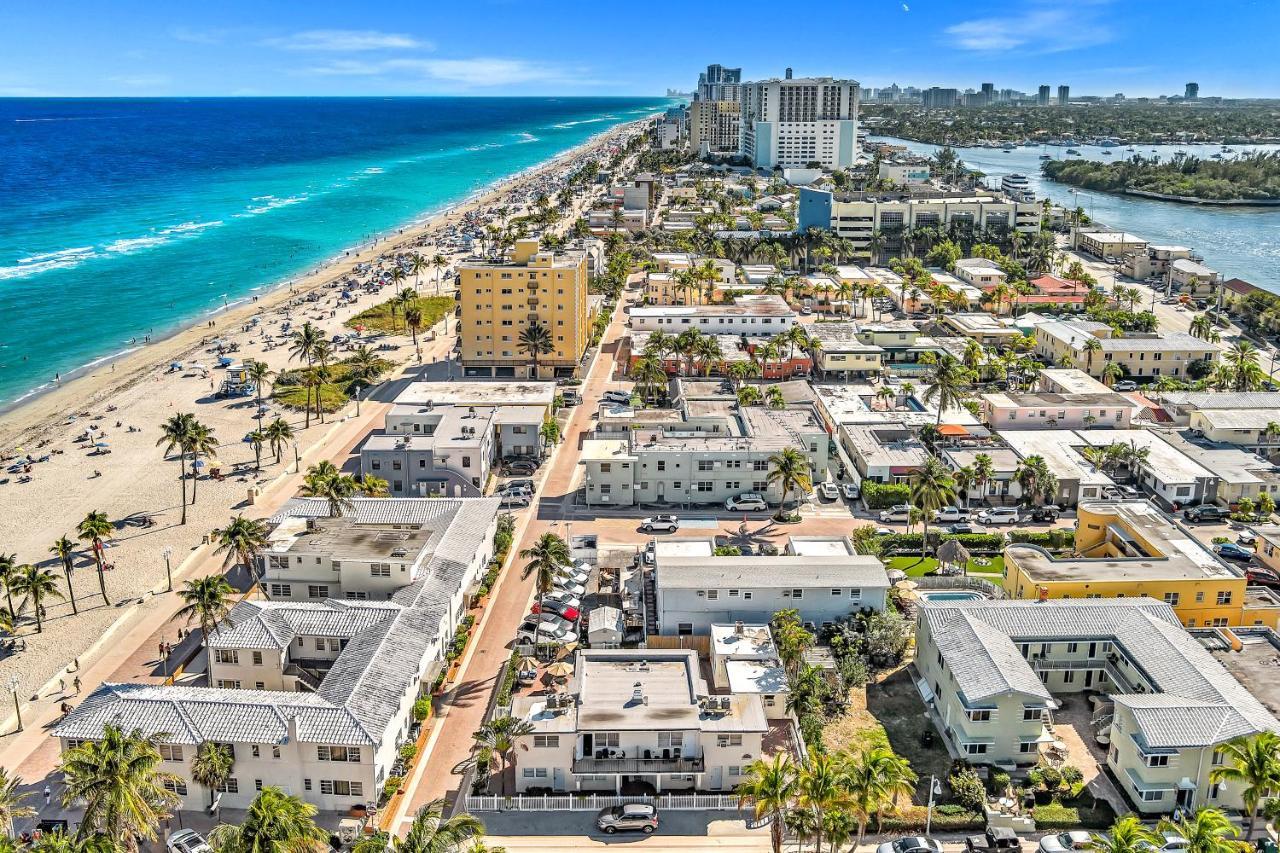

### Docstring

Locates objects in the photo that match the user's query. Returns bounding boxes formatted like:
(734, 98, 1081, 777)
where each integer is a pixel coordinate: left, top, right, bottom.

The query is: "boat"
(1175, 150, 1187, 155)
(1002, 147, 1014, 153)
(1101, 150, 1112, 155)
(1127, 147, 1136, 152)
(1066, 149, 1081, 155)
(1211, 153, 1223, 159)
(1223, 146, 1234, 152)
(1039, 154, 1052, 160)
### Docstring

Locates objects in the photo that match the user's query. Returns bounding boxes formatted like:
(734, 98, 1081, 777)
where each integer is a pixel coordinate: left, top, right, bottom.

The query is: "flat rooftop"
(1002, 430, 1115, 487)
(393, 380, 556, 408)
(1075, 429, 1213, 484)
(1202, 631, 1280, 718)
(711, 624, 777, 659)
(629, 294, 794, 318)
(983, 391, 1136, 409)
(266, 514, 437, 562)
(1038, 368, 1112, 395)
(1007, 500, 1239, 583)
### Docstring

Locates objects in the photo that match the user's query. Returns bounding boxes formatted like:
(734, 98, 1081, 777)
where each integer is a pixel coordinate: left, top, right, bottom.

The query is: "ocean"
(0, 96, 668, 406)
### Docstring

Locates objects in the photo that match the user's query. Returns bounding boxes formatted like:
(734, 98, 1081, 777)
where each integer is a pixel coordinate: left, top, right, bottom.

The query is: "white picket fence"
(465, 793, 742, 812)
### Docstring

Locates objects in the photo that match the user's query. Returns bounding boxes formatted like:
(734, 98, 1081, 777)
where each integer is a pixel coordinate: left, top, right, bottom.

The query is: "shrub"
(879, 806, 983, 832)
(412, 697, 432, 721)
(936, 804, 967, 816)
(863, 482, 910, 509)
(1212, 536, 1230, 545)
(381, 775, 403, 803)
(1008, 528, 1075, 550)
(948, 764, 987, 813)
(399, 742, 418, 762)
(990, 770, 1012, 794)
(1032, 799, 1115, 829)
(714, 545, 742, 556)
(495, 649, 521, 706)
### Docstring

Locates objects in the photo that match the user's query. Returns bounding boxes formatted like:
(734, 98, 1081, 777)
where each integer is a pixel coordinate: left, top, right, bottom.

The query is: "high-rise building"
(459, 239, 589, 379)
(696, 63, 742, 102)
(921, 87, 959, 109)
(738, 75, 860, 169)
(1038, 85, 1051, 106)
(688, 99, 741, 155)
(1185, 82, 1200, 100)
(981, 82, 995, 105)
(1057, 85, 1070, 106)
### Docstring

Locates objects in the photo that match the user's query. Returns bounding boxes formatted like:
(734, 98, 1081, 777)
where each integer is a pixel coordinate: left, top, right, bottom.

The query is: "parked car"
(1246, 567, 1280, 589)
(977, 507, 1021, 525)
(554, 566, 591, 587)
(1112, 380, 1138, 392)
(1039, 831, 1094, 853)
(1142, 833, 1189, 853)
(552, 578, 587, 598)
(499, 491, 531, 508)
(504, 478, 537, 494)
(948, 523, 987, 535)
(1184, 504, 1231, 523)
(516, 619, 577, 645)
(965, 827, 1019, 853)
(1237, 530, 1259, 546)
(596, 803, 658, 834)
(503, 460, 538, 476)
(641, 514, 680, 533)
(541, 589, 582, 610)
(167, 831, 212, 853)
(879, 504, 912, 523)
(601, 390, 633, 405)
(560, 390, 581, 406)
(817, 482, 840, 500)
(531, 599, 581, 621)
(1030, 505, 1061, 523)
(726, 493, 769, 512)
(876, 837, 944, 853)
(1215, 542, 1255, 562)
(933, 506, 970, 523)
(841, 482, 861, 500)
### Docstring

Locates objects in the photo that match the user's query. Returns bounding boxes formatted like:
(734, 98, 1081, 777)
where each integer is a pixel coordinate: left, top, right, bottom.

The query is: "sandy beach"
(0, 118, 644, 710)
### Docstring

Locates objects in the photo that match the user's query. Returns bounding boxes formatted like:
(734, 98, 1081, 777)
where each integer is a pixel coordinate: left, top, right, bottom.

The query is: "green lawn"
(886, 555, 1004, 578)
(346, 295, 453, 336)
(272, 357, 393, 413)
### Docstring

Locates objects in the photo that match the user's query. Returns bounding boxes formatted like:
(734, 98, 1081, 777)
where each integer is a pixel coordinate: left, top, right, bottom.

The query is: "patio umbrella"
(518, 657, 539, 670)
(545, 661, 574, 678)
(557, 642, 579, 657)
(894, 579, 919, 591)
(192, 459, 207, 469)
(937, 539, 972, 570)
(897, 587, 920, 601)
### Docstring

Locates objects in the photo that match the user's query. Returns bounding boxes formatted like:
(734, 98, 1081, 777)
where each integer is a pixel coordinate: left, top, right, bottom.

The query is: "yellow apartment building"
(1003, 500, 1280, 628)
(459, 238, 589, 379)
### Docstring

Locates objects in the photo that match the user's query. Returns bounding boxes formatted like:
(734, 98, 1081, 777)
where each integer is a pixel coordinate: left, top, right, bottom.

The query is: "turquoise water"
(917, 591, 985, 602)
(874, 137, 1280, 294)
(0, 97, 669, 406)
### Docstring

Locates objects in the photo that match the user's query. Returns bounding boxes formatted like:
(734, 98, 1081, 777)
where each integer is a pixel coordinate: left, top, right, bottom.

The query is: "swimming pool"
(918, 591, 985, 602)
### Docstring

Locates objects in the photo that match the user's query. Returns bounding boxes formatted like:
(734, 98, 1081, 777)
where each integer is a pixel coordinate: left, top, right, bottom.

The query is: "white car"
(879, 504, 912, 522)
(167, 831, 212, 853)
(601, 390, 633, 405)
(817, 482, 840, 500)
(555, 566, 590, 586)
(932, 506, 969, 523)
(641, 514, 680, 532)
(977, 507, 1022, 525)
(552, 578, 587, 597)
(841, 482, 860, 500)
(725, 493, 768, 512)
(1039, 831, 1093, 853)
(541, 590, 582, 610)
(516, 619, 577, 645)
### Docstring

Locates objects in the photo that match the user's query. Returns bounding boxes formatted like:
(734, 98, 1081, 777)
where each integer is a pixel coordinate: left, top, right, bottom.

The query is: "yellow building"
(1003, 500, 1280, 628)
(1034, 320, 1220, 381)
(459, 238, 589, 379)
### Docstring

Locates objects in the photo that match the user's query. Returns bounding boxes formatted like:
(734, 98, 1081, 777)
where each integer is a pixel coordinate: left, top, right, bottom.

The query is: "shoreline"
(0, 118, 642, 445)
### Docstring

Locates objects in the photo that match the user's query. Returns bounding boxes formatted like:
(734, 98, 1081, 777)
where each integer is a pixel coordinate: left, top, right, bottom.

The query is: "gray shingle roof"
(208, 599, 401, 651)
(921, 599, 1279, 746)
(56, 497, 500, 749)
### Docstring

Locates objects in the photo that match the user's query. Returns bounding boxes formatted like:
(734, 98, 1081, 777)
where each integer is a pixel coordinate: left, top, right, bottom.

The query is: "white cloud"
(263, 29, 427, 52)
(944, 7, 1114, 53)
(302, 56, 578, 88)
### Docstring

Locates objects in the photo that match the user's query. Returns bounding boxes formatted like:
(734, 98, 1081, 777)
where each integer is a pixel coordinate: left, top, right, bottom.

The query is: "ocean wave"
(238, 194, 309, 216)
(0, 246, 97, 280)
(465, 142, 503, 152)
(362, 166, 385, 174)
(515, 132, 540, 143)
(104, 236, 169, 254)
(158, 220, 223, 235)
(550, 117, 609, 129)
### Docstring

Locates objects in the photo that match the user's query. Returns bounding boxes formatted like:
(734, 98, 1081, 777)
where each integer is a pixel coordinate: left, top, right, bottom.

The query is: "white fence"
(465, 793, 742, 812)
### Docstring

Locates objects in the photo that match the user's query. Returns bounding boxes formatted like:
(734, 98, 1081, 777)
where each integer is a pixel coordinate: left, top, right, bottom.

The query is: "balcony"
(572, 755, 705, 775)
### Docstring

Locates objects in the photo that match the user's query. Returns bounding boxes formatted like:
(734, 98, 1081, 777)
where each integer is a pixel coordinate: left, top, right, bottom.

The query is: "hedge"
(877, 533, 1006, 554)
(863, 482, 910, 509)
(1008, 528, 1076, 549)
(878, 805, 984, 832)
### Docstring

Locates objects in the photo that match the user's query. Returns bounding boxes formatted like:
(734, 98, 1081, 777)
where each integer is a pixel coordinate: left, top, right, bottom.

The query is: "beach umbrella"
(894, 579, 919, 591)
(192, 459, 207, 469)
(937, 539, 972, 570)
(518, 656, 539, 670)
(557, 642, 579, 657)
(94, 441, 110, 448)
(545, 661, 574, 678)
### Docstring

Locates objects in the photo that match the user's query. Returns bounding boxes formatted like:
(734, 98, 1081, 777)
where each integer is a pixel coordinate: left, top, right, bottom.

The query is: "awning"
(938, 424, 969, 437)
(915, 676, 935, 703)
(1178, 777, 1197, 791)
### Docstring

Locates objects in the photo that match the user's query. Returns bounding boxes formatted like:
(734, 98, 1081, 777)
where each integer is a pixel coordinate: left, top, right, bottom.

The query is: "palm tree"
(288, 321, 324, 427)
(1083, 337, 1103, 373)
(300, 464, 358, 518)
(310, 340, 334, 425)
(768, 447, 812, 521)
(1158, 808, 1244, 853)
(1189, 314, 1214, 340)
(59, 725, 180, 848)
(1209, 732, 1280, 838)
(394, 799, 486, 853)
(472, 716, 535, 795)
(172, 575, 236, 651)
(765, 385, 786, 410)
(954, 465, 977, 508)
(214, 515, 269, 571)
(11, 565, 64, 633)
(675, 329, 704, 377)
(157, 412, 196, 525)
(844, 746, 917, 847)
(49, 537, 79, 616)
(517, 324, 554, 379)
(345, 344, 384, 395)
(737, 752, 798, 853)
(796, 747, 847, 853)
(0, 555, 17, 623)
(1087, 816, 1159, 853)
(631, 355, 667, 406)
(184, 419, 218, 504)
(360, 475, 390, 497)
(243, 360, 272, 425)
(875, 386, 896, 411)
(1102, 360, 1124, 388)
(972, 452, 995, 507)
(432, 253, 449, 294)
(265, 417, 294, 465)
(519, 533, 571, 596)
(922, 355, 969, 425)
(0, 767, 35, 838)
(785, 664, 827, 719)
(207, 787, 328, 853)
(1226, 341, 1261, 391)
(911, 458, 957, 562)
(76, 510, 113, 607)
(246, 429, 266, 471)
(405, 301, 425, 349)
(190, 742, 235, 809)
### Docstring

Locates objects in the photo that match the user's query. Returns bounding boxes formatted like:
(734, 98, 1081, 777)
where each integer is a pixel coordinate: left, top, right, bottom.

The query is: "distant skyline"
(2, 0, 1278, 98)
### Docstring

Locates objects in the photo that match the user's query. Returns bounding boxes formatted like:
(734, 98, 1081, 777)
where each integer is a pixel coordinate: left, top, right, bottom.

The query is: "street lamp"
(355, 384, 362, 418)
(162, 546, 173, 593)
(925, 774, 943, 834)
(293, 441, 301, 474)
(9, 677, 21, 734)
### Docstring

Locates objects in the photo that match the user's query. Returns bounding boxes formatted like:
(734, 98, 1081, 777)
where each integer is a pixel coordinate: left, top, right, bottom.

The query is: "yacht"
(1039, 153, 1052, 160)
(1001, 173, 1035, 202)
(1101, 150, 1112, 155)
(1066, 148, 1081, 155)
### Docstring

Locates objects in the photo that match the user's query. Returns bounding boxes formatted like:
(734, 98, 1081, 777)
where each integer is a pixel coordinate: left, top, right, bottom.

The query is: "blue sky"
(1, 0, 1277, 98)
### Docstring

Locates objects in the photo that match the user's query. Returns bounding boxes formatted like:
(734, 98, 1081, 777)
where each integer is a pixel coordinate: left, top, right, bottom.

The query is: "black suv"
(1184, 504, 1230, 523)
(1030, 506, 1061, 523)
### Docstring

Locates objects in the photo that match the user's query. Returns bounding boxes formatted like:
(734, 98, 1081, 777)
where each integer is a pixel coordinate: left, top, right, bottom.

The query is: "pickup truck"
(1184, 504, 1230, 523)
(932, 506, 969, 523)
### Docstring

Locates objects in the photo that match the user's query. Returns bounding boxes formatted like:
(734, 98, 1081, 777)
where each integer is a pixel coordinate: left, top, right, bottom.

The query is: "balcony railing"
(572, 755, 704, 775)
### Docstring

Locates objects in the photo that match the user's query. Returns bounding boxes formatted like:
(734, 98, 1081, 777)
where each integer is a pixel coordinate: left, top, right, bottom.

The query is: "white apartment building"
(581, 404, 829, 508)
(653, 537, 889, 635)
(954, 258, 1008, 289)
(916, 599, 1280, 814)
(627, 295, 796, 337)
(508, 649, 768, 793)
(1190, 409, 1280, 455)
(710, 624, 790, 720)
(738, 76, 860, 169)
(55, 497, 499, 814)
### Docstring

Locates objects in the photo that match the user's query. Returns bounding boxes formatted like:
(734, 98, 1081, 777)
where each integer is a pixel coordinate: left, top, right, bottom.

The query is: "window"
(1019, 741, 1039, 754)
(1211, 749, 1224, 766)
(1164, 592, 1180, 606)
(831, 589, 842, 597)
(698, 460, 713, 471)
(158, 743, 184, 762)
(213, 649, 238, 665)
(163, 779, 188, 796)
(1023, 707, 1044, 722)
(320, 780, 364, 797)
(697, 481, 713, 492)
(216, 679, 241, 689)
(533, 735, 559, 748)
(371, 563, 391, 578)
(706, 589, 719, 600)
(251, 745, 260, 758)
(307, 585, 329, 599)
(1217, 590, 1232, 605)
(317, 745, 361, 762)
(656, 460, 666, 472)
(728, 766, 743, 777)
(783, 589, 803, 599)
(1146, 754, 1171, 768)
(1066, 643, 1078, 654)
(678, 623, 693, 635)
(1141, 790, 1165, 802)
(967, 709, 992, 722)
(717, 734, 743, 747)
(849, 588, 862, 601)
(256, 779, 264, 791)
(252, 651, 263, 666)
(964, 743, 989, 756)
(1062, 671, 1075, 684)
(753, 460, 768, 471)
(217, 778, 240, 794)
(521, 768, 549, 779)
(658, 732, 681, 747)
